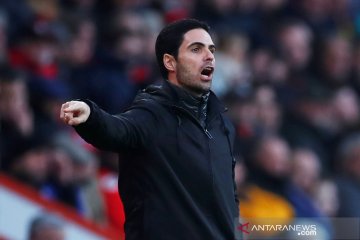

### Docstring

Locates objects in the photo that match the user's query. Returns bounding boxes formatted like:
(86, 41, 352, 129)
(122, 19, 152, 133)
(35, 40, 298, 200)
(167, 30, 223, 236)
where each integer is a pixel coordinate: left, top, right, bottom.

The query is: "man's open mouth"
(201, 66, 214, 77)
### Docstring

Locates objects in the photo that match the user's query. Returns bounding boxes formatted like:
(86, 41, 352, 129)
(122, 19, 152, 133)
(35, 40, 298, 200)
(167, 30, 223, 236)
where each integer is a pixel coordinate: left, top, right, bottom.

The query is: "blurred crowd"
(1, 0, 360, 239)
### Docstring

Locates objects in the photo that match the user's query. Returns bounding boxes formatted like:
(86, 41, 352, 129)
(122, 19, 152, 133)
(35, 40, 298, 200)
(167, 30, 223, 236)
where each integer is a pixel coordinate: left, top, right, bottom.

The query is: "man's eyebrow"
(187, 42, 216, 49)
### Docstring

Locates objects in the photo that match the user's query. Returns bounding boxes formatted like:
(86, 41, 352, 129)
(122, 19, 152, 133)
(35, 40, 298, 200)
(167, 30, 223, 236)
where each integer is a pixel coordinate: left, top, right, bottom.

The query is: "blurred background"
(1, 0, 360, 239)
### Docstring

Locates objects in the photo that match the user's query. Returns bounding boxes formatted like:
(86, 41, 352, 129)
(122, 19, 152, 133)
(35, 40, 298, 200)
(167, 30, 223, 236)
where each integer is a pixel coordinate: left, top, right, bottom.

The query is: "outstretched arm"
(60, 100, 154, 152)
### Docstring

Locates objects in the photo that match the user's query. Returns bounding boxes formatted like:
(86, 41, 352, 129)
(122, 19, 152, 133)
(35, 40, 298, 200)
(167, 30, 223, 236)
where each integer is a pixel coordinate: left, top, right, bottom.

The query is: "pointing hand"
(60, 101, 90, 126)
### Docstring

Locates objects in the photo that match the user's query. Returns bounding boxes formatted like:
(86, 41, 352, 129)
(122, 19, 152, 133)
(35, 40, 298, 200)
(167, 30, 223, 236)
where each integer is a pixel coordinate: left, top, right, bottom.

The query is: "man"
(60, 19, 239, 240)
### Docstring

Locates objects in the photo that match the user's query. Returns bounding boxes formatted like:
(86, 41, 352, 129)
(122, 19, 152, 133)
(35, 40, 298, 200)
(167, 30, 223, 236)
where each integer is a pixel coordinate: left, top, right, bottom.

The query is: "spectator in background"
(274, 19, 314, 108)
(240, 135, 295, 238)
(0, 66, 33, 138)
(332, 86, 360, 133)
(254, 85, 282, 134)
(223, 89, 258, 157)
(7, 16, 72, 132)
(44, 132, 106, 224)
(290, 147, 339, 217)
(62, 16, 96, 68)
(283, 85, 359, 173)
(211, 32, 251, 96)
(0, 66, 55, 171)
(249, 47, 279, 84)
(109, 10, 160, 86)
(223, 85, 282, 158)
(315, 34, 353, 90)
(8, 20, 62, 81)
(241, 135, 324, 217)
(276, 20, 313, 74)
(280, 84, 337, 172)
(6, 135, 51, 190)
(240, 135, 330, 238)
(28, 213, 65, 240)
(291, 148, 322, 197)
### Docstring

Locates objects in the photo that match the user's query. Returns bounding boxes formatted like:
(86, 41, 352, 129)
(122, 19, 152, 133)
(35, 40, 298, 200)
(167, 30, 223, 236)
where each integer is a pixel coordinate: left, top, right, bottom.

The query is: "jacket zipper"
(204, 129, 213, 139)
(172, 105, 214, 139)
(172, 105, 217, 218)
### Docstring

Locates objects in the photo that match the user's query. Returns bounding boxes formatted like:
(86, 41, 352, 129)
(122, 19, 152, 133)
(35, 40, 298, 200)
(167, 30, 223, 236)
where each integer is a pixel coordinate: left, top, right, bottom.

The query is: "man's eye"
(192, 48, 200, 53)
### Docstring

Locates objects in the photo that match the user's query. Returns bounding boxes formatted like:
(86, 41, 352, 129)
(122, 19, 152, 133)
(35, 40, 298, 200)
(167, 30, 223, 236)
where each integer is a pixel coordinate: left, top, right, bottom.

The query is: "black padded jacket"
(75, 81, 239, 240)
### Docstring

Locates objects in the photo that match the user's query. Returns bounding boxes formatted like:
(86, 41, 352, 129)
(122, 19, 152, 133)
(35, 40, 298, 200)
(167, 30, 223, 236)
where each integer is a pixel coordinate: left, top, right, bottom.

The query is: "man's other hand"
(60, 101, 90, 126)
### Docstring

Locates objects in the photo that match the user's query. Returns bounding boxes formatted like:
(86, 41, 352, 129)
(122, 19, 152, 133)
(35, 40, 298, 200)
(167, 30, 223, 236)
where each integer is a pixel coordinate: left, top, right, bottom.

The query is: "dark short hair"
(155, 19, 210, 79)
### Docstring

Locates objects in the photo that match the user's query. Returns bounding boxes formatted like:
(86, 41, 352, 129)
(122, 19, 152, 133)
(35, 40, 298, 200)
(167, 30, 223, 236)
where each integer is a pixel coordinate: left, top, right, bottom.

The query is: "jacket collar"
(159, 80, 226, 121)
(164, 81, 209, 127)
(138, 80, 226, 117)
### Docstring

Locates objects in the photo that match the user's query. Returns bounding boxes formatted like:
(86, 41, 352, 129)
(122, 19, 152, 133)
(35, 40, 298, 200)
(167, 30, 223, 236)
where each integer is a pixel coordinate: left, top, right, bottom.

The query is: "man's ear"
(163, 54, 176, 72)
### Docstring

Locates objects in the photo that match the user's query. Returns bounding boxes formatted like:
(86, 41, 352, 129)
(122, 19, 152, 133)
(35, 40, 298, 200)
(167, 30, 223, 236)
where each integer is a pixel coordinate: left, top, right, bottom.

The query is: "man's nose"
(204, 49, 215, 61)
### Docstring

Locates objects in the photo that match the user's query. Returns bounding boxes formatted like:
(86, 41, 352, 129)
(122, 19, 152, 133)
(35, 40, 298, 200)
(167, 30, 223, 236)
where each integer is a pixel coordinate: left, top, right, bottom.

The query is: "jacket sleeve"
(74, 100, 156, 152)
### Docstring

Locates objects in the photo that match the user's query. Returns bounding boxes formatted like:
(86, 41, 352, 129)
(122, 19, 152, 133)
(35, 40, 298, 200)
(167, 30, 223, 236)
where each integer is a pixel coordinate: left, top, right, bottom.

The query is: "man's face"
(175, 28, 215, 95)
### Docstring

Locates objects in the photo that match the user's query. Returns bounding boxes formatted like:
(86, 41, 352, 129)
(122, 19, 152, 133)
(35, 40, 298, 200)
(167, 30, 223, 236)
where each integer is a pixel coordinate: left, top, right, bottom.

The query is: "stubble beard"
(176, 63, 211, 96)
